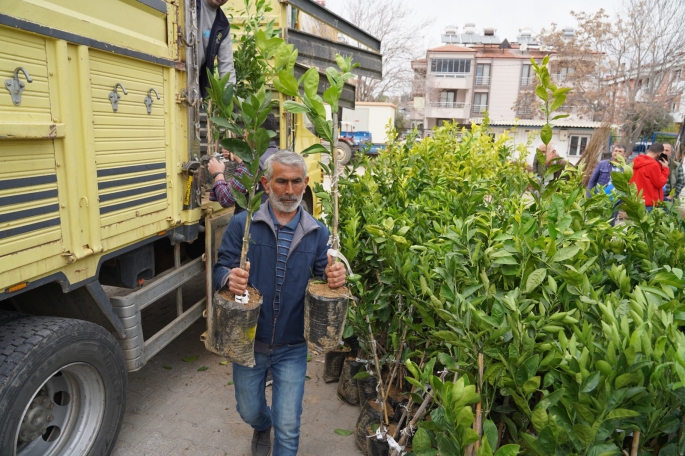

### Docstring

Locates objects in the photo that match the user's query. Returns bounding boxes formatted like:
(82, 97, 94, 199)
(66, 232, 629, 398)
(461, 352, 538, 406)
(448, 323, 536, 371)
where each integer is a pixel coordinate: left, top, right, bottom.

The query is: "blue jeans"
(233, 343, 308, 456)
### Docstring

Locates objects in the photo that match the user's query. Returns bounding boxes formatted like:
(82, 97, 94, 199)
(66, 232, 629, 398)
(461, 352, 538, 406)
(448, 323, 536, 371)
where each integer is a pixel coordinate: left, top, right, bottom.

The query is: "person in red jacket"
(629, 142, 670, 211)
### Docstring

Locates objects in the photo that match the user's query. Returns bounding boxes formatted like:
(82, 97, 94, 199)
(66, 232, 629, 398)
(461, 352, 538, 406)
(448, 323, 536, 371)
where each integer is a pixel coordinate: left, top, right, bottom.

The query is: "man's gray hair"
(263, 150, 307, 180)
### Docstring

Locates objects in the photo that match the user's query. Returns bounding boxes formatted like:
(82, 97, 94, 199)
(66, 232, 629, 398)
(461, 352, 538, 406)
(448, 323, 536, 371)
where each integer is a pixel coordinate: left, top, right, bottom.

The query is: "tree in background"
(528, 0, 685, 152)
(340, 0, 428, 101)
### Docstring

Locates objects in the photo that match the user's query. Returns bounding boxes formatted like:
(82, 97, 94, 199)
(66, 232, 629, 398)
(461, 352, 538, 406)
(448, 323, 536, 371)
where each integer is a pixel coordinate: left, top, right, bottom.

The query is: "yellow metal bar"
(53, 39, 88, 261)
(0, 123, 66, 139)
(76, 45, 103, 254)
(166, 66, 180, 223)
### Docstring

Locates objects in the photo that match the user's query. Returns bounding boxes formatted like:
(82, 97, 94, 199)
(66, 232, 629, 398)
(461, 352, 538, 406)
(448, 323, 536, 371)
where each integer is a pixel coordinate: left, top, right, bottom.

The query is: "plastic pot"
(304, 279, 349, 353)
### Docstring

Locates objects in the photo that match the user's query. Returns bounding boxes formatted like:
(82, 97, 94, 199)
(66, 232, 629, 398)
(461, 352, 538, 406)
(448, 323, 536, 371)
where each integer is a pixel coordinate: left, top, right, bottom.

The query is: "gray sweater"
(198, 0, 236, 84)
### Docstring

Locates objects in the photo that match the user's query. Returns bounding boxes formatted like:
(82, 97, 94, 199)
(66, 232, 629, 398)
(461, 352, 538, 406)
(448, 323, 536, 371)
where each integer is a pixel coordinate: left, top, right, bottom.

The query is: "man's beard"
(269, 191, 303, 213)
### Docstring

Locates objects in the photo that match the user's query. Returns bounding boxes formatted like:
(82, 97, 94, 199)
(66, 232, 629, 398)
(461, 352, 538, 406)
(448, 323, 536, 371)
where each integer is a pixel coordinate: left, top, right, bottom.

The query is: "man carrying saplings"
(213, 151, 346, 456)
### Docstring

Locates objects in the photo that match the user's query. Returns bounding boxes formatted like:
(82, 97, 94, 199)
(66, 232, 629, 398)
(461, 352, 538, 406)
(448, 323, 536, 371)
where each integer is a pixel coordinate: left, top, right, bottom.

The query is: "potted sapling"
(202, 31, 298, 367)
(274, 55, 358, 354)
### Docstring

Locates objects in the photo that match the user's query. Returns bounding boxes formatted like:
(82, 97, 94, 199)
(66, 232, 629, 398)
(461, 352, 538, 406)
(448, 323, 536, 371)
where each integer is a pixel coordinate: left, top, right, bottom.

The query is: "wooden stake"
(630, 431, 640, 456)
(366, 313, 389, 425)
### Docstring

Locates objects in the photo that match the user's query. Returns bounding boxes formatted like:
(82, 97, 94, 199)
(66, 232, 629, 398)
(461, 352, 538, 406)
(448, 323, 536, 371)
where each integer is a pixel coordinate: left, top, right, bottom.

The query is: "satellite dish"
(520, 43, 528, 52)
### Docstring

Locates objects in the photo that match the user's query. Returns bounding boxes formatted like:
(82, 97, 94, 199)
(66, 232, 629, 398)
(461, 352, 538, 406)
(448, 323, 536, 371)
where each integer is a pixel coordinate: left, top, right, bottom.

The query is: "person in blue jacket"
(587, 144, 628, 192)
(213, 151, 346, 456)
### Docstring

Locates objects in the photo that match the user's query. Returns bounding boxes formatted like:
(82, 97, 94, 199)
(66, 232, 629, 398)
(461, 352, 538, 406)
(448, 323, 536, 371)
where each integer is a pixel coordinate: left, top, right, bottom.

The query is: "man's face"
(611, 147, 626, 161)
(205, 0, 229, 8)
(664, 144, 673, 158)
(262, 163, 309, 213)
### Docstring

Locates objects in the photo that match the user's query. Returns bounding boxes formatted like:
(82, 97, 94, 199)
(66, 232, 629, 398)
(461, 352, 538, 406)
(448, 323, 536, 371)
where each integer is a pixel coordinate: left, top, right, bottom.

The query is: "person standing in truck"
(213, 151, 346, 456)
(198, 0, 236, 98)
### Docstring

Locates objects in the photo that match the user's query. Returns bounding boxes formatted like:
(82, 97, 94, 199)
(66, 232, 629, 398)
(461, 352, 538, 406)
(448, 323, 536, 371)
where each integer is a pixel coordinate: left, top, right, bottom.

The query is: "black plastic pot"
(324, 347, 350, 383)
(357, 374, 378, 405)
(355, 400, 382, 455)
(304, 279, 349, 352)
(203, 286, 262, 367)
(366, 428, 390, 456)
(344, 334, 360, 358)
(337, 358, 363, 405)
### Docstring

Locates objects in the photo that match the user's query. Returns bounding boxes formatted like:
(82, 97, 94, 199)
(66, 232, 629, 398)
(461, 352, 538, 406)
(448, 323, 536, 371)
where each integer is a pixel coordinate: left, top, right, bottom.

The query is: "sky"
(324, 0, 624, 52)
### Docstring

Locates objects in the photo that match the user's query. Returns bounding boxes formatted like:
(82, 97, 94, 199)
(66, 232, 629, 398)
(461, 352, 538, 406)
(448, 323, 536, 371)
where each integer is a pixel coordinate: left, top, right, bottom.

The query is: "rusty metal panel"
(204, 208, 234, 321)
(293, 63, 355, 110)
(286, 0, 380, 52)
(287, 29, 382, 80)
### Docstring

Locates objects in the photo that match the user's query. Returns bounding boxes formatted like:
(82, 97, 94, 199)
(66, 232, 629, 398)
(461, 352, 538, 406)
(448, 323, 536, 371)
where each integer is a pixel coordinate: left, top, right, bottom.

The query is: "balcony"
(425, 101, 470, 120)
(552, 73, 569, 82)
(429, 73, 471, 89)
(472, 104, 488, 114)
(475, 76, 490, 86)
(520, 77, 535, 87)
(516, 107, 533, 118)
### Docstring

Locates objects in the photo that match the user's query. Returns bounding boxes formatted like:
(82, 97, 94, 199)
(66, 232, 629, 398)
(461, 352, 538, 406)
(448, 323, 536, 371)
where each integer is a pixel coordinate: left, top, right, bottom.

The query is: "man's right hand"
(659, 158, 669, 168)
(208, 157, 225, 177)
(226, 263, 250, 295)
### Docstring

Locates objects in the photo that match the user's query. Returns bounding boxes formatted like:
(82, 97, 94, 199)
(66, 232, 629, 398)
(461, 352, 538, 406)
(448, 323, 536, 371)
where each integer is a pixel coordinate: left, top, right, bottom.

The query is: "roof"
(355, 101, 397, 109)
(428, 44, 475, 53)
(469, 118, 606, 128)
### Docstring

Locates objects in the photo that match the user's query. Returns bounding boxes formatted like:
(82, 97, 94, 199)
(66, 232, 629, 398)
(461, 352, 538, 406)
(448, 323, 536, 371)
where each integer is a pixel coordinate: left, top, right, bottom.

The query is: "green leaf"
(525, 268, 547, 293)
(432, 330, 460, 343)
(437, 352, 458, 371)
(536, 85, 548, 101)
(531, 407, 549, 431)
(573, 423, 596, 445)
(541, 124, 553, 145)
(307, 354, 312, 362)
(483, 419, 498, 450)
(227, 381, 234, 385)
(581, 372, 601, 393)
(325, 66, 343, 88)
(275, 70, 299, 97)
(494, 445, 521, 456)
(552, 245, 580, 263)
(162, 365, 172, 370)
(198, 366, 208, 371)
(230, 186, 248, 209)
(253, 127, 271, 156)
(300, 143, 329, 156)
(334, 429, 353, 436)
(313, 117, 333, 143)
(219, 361, 228, 366)
(182, 355, 199, 362)
(604, 408, 640, 421)
(282, 100, 311, 114)
(538, 426, 557, 454)
(323, 86, 340, 113)
(302, 67, 320, 99)
(305, 375, 311, 381)
(353, 370, 372, 380)
(412, 428, 432, 452)
(210, 116, 232, 129)
(523, 376, 541, 395)
(221, 138, 254, 164)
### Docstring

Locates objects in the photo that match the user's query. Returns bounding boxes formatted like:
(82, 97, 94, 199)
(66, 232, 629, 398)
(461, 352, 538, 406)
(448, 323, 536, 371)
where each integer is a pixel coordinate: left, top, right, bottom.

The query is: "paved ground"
(113, 319, 362, 456)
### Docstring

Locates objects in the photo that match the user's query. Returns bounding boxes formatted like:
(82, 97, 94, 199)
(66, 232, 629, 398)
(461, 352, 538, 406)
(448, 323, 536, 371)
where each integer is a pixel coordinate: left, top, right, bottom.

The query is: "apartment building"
(413, 25, 604, 164)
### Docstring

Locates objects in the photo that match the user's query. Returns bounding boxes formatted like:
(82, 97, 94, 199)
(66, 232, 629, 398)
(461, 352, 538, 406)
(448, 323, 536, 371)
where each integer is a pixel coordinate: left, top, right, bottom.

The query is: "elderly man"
(662, 143, 684, 201)
(630, 142, 670, 211)
(533, 143, 567, 182)
(213, 151, 346, 456)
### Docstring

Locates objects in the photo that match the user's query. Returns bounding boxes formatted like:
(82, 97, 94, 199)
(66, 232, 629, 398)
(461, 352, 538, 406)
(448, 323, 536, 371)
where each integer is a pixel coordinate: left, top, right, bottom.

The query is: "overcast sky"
(324, 0, 623, 52)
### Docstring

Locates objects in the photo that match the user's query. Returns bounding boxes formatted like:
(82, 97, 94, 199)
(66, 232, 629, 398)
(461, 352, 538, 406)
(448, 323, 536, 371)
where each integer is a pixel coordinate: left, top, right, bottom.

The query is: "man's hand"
(659, 157, 669, 168)
(221, 147, 243, 164)
(325, 255, 346, 289)
(208, 157, 225, 179)
(226, 262, 250, 295)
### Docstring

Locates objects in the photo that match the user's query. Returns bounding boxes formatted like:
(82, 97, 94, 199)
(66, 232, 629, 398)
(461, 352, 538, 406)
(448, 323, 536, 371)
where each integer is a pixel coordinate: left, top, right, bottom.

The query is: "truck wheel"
(335, 141, 353, 166)
(0, 317, 126, 456)
(0, 310, 28, 326)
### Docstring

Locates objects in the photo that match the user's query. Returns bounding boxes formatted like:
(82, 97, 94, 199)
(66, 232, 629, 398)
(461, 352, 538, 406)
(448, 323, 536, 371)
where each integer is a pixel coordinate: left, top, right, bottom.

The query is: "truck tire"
(335, 141, 353, 166)
(0, 310, 28, 326)
(0, 317, 127, 455)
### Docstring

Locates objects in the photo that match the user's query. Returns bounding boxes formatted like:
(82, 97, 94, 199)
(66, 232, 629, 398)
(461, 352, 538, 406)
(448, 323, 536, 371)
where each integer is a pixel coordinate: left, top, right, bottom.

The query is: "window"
(675, 69, 682, 80)
(568, 135, 589, 156)
(473, 93, 488, 113)
(476, 64, 491, 85)
(439, 91, 455, 103)
(430, 59, 471, 74)
(521, 64, 534, 86)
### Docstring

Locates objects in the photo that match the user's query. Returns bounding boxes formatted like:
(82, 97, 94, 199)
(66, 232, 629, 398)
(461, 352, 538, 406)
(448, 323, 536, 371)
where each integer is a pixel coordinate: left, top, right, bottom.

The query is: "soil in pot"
(365, 423, 399, 456)
(355, 400, 394, 455)
(357, 374, 378, 405)
(337, 358, 363, 405)
(304, 279, 349, 353)
(203, 285, 262, 367)
(324, 345, 351, 383)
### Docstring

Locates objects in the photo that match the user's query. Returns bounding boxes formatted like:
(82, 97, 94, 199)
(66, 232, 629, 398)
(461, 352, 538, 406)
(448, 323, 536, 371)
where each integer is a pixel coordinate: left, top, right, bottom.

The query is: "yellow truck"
(0, 0, 380, 453)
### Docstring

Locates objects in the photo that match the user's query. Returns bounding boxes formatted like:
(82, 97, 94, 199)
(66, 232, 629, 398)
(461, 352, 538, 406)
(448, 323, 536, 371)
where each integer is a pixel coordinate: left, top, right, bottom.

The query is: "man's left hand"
(325, 255, 346, 289)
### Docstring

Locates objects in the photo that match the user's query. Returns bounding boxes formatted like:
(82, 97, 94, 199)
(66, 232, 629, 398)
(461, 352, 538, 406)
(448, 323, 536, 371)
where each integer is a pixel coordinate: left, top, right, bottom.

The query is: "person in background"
(207, 114, 280, 212)
(533, 143, 567, 182)
(198, 0, 235, 98)
(587, 144, 628, 193)
(662, 143, 685, 202)
(213, 151, 346, 456)
(629, 142, 670, 211)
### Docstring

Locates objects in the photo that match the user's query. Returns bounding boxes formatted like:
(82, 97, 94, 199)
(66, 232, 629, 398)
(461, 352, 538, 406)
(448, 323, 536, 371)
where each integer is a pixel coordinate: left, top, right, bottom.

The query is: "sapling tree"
(273, 55, 358, 255)
(205, 28, 297, 286)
